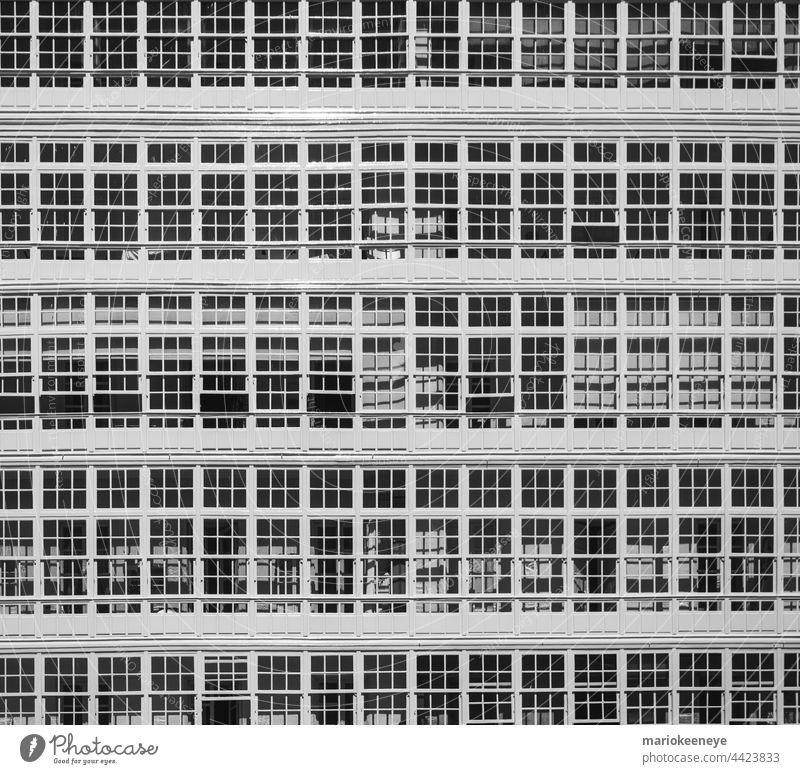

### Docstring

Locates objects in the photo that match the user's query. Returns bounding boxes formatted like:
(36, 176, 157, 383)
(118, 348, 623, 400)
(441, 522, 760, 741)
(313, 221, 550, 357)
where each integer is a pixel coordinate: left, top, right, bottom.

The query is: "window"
(626, 172, 670, 240)
(521, 296, 565, 328)
(363, 654, 407, 725)
(469, 469, 512, 508)
(0, 657, 35, 724)
(679, 2, 724, 89)
(363, 469, 406, 509)
(201, 296, 246, 326)
(520, 172, 564, 241)
(307, 172, 352, 248)
(149, 518, 194, 597)
(678, 517, 722, 595)
(572, 172, 619, 243)
(679, 653, 723, 723)
(151, 656, 194, 724)
(626, 518, 669, 594)
(0, 3, 30, 87)
(362, 519, 407, 597)
(91, 1, 138, 87)
(679, 468, 722, 508)
(202, 517, 247, 595)
(42, 519, 88, 597)
(201, 173, 246, 244)
(520, 337, 565, 410)
(40, 336, 87, 428)
(199, 0, 246, 86)
(363, 297, 405, 327)
(521, 517, 565, 600)
(362, 337, 406, 414)
(574, 653, 618, 723)
(310, 654, 354, 725)
(521, 1, 566, 87)
(254, 2, 300, 87)
(731, 516, 775, 594)
(256, 655, 302, 724)
(0, 338, 33, 421)
(468, 297, 511, 327)
(679, 173, 723, 241)
(466, 337, 513, 424)
(42, 469, 87, 510)
(308, 337, 354, 426)
(574, 469, 617, 508)
(0, 171, 30, 243)
(148, 336, 193, 416)
(150, 469, 193, 508)
(39, 173, 85, 242)
(521, 469, 565, 508)
(361, 0, 407, 86)
(95, 296, 138, 325)
(574, 2, 619, 88)
(147, 173, 192, 244)
(467, 2, 513, 87)
(309, 469, 353, 509)
(415, 518, 459, 597)
(97, 656, 142, 725)
(309, 520, 354, 597)
(203, 468, 247, 508)
(255, 518, 301, 596)
(149, 296, 192, 325)
(201, 336, 248, 424)
(255, 296, 299, 326)
(307, 2, 355, 88)
(94, 336, 141, 416)
(521, 653, 566, 725)
(626, 652, 670, 724)
(97, 469, 140, 509)
(146, 2, 193, 87)
(415, 1, 460, 87)
(96, 518, 141, 600)
(679, 296, 722, 327)
(627, 3, 671, 87)
(415, 469, 459, 508)
(627, 469, 669, 508)
(256, 336, 300, 416)
(467, 518, 511, 600)
(627, 297, 669, 327)
(416, 654, 460, 725)
(0, 297, 31, 328)
(467, 173, 513, 241)
(731, 174, 774, 242)
(44, 657, 88, 725)
(256, 469, 300, 509)
(731, 2, 776, 90)
(575, 297, 617, 327)
(255, 172, 300, 249)
(38, 1, 84, 87)
(573, 519, 617, 595)
(415, 296, 459, 327)
(468, 654, 513, 724)
(0, 519, 34, 599)
(414, 171, 459, 240)
(573, 338, 617, 411)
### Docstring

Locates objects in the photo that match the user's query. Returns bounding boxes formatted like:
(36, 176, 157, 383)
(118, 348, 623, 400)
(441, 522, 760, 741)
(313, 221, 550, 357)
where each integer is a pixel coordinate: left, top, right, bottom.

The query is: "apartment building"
(1, 0, 800, 725)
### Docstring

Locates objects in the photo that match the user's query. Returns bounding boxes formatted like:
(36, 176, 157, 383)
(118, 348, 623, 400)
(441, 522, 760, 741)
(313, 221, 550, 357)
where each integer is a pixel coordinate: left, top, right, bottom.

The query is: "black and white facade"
(1, 0, 800, 725)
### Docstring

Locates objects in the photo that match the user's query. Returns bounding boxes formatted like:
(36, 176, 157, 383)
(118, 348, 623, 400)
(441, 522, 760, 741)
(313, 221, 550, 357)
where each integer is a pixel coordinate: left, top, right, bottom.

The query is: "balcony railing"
(2, 70, 799, 112)
(2, 411, 800, 454)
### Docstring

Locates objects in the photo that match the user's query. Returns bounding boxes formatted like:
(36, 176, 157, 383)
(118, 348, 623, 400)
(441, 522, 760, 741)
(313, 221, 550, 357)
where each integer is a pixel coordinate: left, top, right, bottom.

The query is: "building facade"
(1, 0, 800, 724)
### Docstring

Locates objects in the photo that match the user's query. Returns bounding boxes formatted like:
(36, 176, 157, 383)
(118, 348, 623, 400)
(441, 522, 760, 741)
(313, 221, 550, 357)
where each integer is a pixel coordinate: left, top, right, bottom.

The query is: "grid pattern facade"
(2, 0, 800, 726)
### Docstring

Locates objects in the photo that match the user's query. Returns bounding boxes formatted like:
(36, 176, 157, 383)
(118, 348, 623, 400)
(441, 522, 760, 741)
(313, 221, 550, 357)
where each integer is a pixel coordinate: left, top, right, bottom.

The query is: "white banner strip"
(0, 726, 798, 774)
